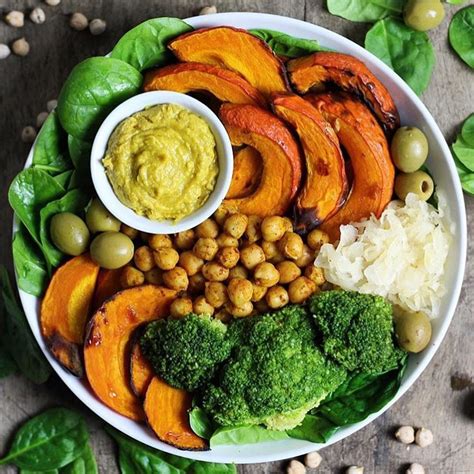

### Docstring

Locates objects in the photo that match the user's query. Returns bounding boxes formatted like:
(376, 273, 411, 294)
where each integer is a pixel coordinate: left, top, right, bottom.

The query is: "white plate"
(16, 12, 467, 465)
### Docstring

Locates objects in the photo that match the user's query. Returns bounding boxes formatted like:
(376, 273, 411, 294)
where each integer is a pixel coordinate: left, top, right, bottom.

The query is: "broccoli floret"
(309, 290, 404, 374)
(140, 314, 232, 392)
(201, 306, 347, 431)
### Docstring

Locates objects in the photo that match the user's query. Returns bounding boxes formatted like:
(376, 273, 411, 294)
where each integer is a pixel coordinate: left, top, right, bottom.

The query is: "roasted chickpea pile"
(120, 211, 330, 320)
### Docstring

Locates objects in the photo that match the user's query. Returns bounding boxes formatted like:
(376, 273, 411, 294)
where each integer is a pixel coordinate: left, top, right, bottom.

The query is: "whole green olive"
(391, 126, 429, 172)
(404, 0, 445, 32)
(50, 212, 90, 256)
(393, 306, 432, 353)
(90, 231, 134, 269)
(394, 170, 434, 201)
(86, 198, 121, 233)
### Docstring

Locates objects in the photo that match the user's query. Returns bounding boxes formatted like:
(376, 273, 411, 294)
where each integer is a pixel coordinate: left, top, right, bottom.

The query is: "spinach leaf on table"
(60, 444, 98, 474)
(57, 57, 142, 140)
(365, 18, 435, 95)
(111, 17, 193, 71)
(449, 6, 474, 69)
(327, 0, 405, 22)
(452, 113, 474, 195)
(210, 425, 288, 448)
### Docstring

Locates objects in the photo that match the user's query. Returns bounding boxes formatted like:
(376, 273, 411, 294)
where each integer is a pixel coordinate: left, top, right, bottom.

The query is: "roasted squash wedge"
(143, 62, 266, 108)
(272, 93, 348, 232)
(41, 254, 99, 377)
(288, 52, 400, 134)
(84, 285, 177, 420)
(308, 93, 395, 240)
(144, 377, 208, 450)
(129, 329, 154, 399)
(168, 27, 290, 99)
(92, 268, 122, 312)
(220, 103, 302, 216)
(226, 146, 262, 199)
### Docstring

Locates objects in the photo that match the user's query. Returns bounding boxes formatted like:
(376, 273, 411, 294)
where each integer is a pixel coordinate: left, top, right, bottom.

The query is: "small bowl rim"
(90, 90, 233, 234)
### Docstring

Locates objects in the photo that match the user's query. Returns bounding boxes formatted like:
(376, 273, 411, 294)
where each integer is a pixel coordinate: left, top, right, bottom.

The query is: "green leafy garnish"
(327, 0, 405, 22)
(452, 113, 474, 195)
(210, 425, 288, 448)
(449, 6, 474, 69)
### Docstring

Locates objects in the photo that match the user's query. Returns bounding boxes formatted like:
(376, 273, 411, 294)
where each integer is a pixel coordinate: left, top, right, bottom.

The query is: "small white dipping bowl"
(90, 91, 233, 234)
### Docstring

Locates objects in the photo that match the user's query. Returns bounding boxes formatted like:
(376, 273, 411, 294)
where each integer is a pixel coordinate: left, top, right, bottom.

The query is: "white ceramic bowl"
(16, 12, 467, 465)
(90, 91, 233, 234)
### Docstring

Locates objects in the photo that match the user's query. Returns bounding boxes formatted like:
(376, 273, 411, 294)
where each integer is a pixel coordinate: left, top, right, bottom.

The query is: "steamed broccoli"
(201, 306, 347, 431)
(140, 314, 232, 392)
(309, 290, 404, 374)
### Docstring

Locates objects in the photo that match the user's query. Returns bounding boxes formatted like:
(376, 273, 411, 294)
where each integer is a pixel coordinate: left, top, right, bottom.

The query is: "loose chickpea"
(254, 262, 280, 287)
(193, 296, 215, 315)
(278, 232, 304, 260)
(170, 297, 193, 318)
(120, 266, 144, 288)
(276, 261, 301, 284)
(163, 267, 189, 291)
(304, 265, 326, 286)
(133, 245, 155, 272)
(245, 215, 262, 243)
(214, 308, 232, 323)
(144, 268, 163, 285)
(261, 240, 284, 263)
(288, 276, 317, 304)
(204, 281, 228, 308)
(228, 265, 249, 280)
(213, 206, 229, 226)
(216, 246, 240, 269)
(307, 229, 330, 251)
(148, 234, 173, 250)
(223, 213, 248, 238)
(227, 301, 253, 318)
(174, 229, 195, 250)
(120, 223, 138, 240)
(202, 262, 229, 282)
(266, 285, 289, 309)
(216, 233, 239, 248)
(188, 273, 206, 294)
(261, 216, 287, 242)
(251, 283, 267, 302)
(227, 278, 253, 306)
(295, 244, 314, 267)
(154, 247, 179, 270)
(179, 251, 204, 276)
(282, 217, 294, 233)
(196, 218, 219, 238)
(240, 243, 265, 270)
(193, 237, 219, 261)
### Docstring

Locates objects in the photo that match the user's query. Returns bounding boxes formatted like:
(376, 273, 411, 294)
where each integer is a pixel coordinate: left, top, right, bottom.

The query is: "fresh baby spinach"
(287, 415, 338, 443)
(449, 6, 474, 69)
(189, 406, 215, 440)
(327, 0, 405, 22)
(61, 444, 98, 474)
(452, 113, 474, 195)
(210, 425, 289, 447)
(53, 170, 74, 189)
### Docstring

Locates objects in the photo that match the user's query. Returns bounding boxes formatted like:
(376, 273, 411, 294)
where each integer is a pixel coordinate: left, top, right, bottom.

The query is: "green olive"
(391, 126, 429, 172)
(90, 231, 134, 269)
(404, 0, 445, 32)
(393, 306, 432, 353)
(86, 198, 121, 233)
(394, 170, 434, 201)
(50, 212, 90, 256)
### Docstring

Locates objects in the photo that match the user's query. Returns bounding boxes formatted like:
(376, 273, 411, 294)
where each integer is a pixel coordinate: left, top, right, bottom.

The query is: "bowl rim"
(13, 11, 467, 465)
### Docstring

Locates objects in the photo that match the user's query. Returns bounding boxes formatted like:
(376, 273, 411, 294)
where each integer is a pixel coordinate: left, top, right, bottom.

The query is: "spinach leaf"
(327, 0, 405, 22)
(57, 57, 142, 140)
(0, 265, 51, 384)
(210, 425, 288, 448)
(0, 408, 89, 471)
(461, 113, 474, 147)
(12, 225, 48, 297)
(21, 470, 58, 474)
(111, 18, 193, 71)
(287, 415, 338, 443)
(460, 173, 474, 194)
(453, 137, 474, 170)
(60, 444, 97, 474)
(365, 18, 435, 95)
(249, 29, 326, 58)
(0, 343, 17, 378)
(449, 6, 474, 69)
(189, 406, 215, 440)
(32, 112, 72, 175)
(54, 170, 74, 189)
(67, 135, 92, 182)
(452, 114, 474, 195)
(447, 0, 468, 3)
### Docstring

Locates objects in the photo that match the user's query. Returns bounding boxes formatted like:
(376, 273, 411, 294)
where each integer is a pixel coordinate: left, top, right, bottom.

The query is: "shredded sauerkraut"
(315, 193, 452, 318)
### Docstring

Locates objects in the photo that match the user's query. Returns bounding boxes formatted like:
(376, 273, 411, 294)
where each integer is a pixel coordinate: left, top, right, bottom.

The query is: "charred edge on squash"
(47, 331, 84, 377)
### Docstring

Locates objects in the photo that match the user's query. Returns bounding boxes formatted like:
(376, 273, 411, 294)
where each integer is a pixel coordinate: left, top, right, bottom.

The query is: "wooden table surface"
(1, 1, 473, 473)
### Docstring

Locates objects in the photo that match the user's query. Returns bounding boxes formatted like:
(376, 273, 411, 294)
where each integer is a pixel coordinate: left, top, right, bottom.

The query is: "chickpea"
(229, 265, 248, 280)
(196, 218, 219, 238)
(216, 233, 239, 248)
(262, 240, 284, 263)
(282, 217, 294, 233)
(245, 215, 262, 243)
(261, 216, 287, 242)
(120, 266, 144, 288)
(202, 262, 229, 282)
(163, 267, 189, 291)
(188, 273, 206, 294)
(120, 223, 138, 240)
(179, 251, 204, 276)
(240, 243, 265, 270)
(288, 276, 317, 304)
(174, 229, 195, 250)
(148, 234, 172, 250)
(154, 247, 179, 270)
(133, 246, 155, 272)
(216, 246, 240, 269)
(254, 299, 270, 314)
(254, 262, 280, 287)
(276, 261, 301, 284)
(227, 278, 253, 306)
(295, 244, 314, 267)
(223, 213, 248, 238)
(193, 237, 219, 261)
(204, 281, 228, 308)
(266, 285, 289, 309)
(307, 229, 330, 251)
(251, 283, 267, 302)
(193, 296, 215, 315)
(213, 206, 229, 226)
(170, 297, 193, 318)
(214, 308, 232, 323)
(144, 268, 163, 285)
(278, 232, 304, 260)
(227, 301, 253, 318)
(304, 265, 326, 286)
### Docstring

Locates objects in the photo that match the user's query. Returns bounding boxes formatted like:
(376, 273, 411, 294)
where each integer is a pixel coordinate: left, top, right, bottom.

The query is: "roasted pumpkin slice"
(41, 254, 99, 377)
(288, 52, 400, 134)
(168, 27, 289, 99)
(219, 103, 302, 216)
(92, 268, 122, 312)
(144, 377, 208, 450)
(129, 329, 154, 399)
(226, 146, 263, 199)
(143, 62, 266, 108)
(272, 93, 348, 232)
(308, 93, 395, 240)
(84, 285, 177, 420)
